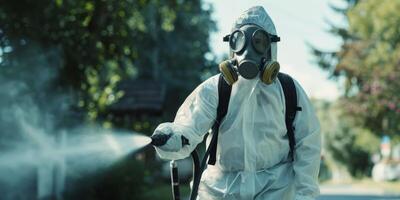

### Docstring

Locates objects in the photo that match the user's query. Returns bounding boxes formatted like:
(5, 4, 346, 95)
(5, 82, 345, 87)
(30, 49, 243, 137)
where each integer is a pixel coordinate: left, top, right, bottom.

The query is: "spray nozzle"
(150, 133, 171, 147)
(150, 133, 190, 147)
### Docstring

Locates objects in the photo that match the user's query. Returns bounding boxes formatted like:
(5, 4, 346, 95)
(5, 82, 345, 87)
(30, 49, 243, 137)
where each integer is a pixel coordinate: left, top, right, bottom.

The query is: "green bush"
(64, 155, 146, 200)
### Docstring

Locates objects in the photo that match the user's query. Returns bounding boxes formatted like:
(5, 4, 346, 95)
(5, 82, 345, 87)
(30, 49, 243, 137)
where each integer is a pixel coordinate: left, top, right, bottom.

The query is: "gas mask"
(219, 24, 281, 85)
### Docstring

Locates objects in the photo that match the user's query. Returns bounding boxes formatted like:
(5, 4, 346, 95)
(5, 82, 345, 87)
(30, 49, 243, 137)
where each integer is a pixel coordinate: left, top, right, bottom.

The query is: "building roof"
(109, 79, 166, 116)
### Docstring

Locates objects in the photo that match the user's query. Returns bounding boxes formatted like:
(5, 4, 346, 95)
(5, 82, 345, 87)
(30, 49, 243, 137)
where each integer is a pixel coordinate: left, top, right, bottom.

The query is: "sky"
(204, 0, 347, 101)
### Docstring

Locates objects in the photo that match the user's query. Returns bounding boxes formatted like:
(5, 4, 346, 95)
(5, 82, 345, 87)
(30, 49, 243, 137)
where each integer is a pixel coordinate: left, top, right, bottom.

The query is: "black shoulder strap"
(208, 74, 232, 165)
(277, 72, 302, 161)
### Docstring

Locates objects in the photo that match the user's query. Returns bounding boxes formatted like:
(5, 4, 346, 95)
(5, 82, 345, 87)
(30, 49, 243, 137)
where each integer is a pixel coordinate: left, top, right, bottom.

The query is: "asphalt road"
(318, 195, 400, 200)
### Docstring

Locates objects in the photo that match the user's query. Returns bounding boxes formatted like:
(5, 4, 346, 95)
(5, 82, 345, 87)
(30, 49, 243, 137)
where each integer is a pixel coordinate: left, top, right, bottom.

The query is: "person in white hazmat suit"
(152, 6, 321, 200)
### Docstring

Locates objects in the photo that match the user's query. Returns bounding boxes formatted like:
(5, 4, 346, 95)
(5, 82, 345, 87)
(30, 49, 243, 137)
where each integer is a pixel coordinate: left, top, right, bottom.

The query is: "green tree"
(130, 0, 217, 120)
(0, 0, 216, 121)
(315, 100, 380, 177)
(312, 0, 400, 139)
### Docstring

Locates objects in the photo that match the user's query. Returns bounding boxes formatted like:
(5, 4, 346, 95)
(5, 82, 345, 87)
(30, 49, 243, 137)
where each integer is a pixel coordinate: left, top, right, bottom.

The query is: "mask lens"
(252, 30, 270, 54)
(229, 30, 245, 52)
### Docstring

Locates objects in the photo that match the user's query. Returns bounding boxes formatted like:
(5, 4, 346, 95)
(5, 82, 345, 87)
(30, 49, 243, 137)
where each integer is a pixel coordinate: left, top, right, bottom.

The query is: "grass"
(142, 183, 191, 200)
(321, 178, 400, 194)
(143, 179, 400, 199)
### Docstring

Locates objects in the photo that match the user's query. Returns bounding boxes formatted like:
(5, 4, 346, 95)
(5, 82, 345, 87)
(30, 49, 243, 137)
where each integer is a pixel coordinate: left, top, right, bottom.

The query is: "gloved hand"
(151, 124, 189, 152)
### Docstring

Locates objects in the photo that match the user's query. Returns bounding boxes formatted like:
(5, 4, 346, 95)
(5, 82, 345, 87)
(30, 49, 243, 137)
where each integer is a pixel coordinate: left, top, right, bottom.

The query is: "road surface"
(318, 184, 400, 200)
(318, 195, 400, 200)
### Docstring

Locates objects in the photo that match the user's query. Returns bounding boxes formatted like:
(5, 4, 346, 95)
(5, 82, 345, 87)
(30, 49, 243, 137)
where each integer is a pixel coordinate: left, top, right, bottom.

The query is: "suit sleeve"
(154, 76, 219, 160)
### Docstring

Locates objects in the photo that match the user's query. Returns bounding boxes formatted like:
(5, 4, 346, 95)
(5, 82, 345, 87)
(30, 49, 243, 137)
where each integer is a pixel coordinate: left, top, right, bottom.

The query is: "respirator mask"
(219, 24, 281, 85)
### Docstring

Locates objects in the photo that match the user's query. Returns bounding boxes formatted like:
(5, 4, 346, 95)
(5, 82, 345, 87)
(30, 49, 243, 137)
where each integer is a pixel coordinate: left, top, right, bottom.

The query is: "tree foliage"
(315, 100, 380, 177)
(312, 0, 400, 137)
(0, 0, 216, 121)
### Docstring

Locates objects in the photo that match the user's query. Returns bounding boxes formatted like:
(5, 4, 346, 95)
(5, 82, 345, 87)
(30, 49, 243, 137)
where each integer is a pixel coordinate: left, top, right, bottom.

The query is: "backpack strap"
(207, 73, 301, 164)
(277, 72, 302, 161)
(208, 74, 232, 165)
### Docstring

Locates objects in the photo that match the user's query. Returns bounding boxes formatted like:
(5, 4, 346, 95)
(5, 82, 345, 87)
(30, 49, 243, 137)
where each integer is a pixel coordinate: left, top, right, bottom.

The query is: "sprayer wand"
(170, 160, 180, 200)
(150, 134, 194, 200)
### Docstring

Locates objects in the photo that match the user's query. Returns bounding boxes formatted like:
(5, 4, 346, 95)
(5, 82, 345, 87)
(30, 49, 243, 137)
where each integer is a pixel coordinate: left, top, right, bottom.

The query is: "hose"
(189, 151, 200, 200)
(189, 131, 219, 200)
(150, 133, 216, 200)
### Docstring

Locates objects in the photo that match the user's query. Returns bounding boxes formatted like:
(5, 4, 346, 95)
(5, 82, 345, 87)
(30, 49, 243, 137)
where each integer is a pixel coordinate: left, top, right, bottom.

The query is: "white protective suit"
(154, 6, 321, 200)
